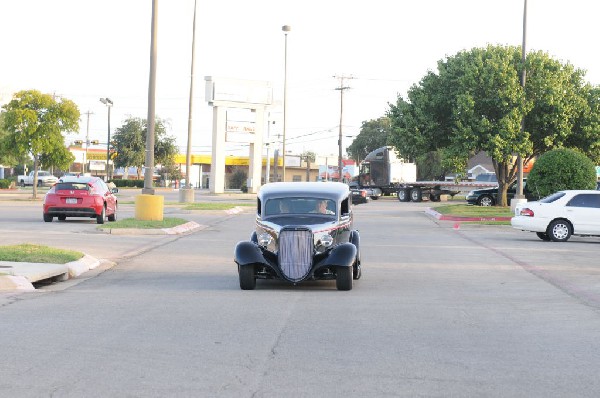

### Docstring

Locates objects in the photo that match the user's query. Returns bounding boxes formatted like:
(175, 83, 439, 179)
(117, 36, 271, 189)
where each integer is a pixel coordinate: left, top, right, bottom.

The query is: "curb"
(103, 221, 205, 235)
(0, 254, 102, 291)
(425, 207, 512, 222)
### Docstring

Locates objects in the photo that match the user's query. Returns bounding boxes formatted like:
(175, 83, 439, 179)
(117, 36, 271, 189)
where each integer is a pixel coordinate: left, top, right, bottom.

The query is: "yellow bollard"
(135, 194, 164, 221)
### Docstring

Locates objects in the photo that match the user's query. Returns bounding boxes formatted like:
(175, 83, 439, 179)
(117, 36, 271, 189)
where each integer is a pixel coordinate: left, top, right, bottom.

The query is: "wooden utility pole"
(83, 110, 94, 173)
(334, 75, 353, 182)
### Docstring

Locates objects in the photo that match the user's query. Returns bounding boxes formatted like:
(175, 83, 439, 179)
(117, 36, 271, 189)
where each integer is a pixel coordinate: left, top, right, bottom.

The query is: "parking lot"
(1, 193, 600, 397)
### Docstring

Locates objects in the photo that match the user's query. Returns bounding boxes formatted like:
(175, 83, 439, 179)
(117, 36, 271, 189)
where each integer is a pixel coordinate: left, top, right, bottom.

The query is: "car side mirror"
(112, 188, 119, 193)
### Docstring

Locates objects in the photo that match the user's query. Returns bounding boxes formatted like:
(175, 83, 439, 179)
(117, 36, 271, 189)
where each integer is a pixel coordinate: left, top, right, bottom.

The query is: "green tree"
(526, 148, 596, 198)
(388, 45, 599, 206)
(301, 150, 317, 182)
(347, 117, 391, 163)
(1, 90, 79, 198)
(112, 117, 179, 179)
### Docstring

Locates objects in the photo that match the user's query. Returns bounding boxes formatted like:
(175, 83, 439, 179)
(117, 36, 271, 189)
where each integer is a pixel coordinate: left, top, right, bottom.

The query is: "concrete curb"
(103, 221, 205, 235)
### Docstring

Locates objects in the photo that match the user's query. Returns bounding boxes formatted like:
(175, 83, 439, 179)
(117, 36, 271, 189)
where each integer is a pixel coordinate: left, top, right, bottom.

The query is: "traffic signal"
(91, 140, 99, 145)
(73, 140, 83, 145)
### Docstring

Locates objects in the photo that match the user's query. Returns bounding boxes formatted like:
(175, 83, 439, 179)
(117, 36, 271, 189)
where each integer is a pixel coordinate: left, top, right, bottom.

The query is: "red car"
(43, 176, 118, 224)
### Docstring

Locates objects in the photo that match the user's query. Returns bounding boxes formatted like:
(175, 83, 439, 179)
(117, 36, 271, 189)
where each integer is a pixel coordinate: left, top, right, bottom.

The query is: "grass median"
(432, 204, 513, 224)
(0, 244, 83, 266)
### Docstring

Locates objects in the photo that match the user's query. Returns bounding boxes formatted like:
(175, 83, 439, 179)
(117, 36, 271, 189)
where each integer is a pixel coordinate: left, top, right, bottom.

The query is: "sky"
(1, 0, 599, 159)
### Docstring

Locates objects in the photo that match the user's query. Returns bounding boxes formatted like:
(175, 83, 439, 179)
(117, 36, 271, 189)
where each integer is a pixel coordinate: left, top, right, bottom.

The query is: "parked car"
(17, 170, 58, 187)
(466, 179, 534, 206)
(511, 190, 600, 242)
(42, 176, 118, 224)
(350, 188, 370, 205)
(234, 182, 362, 291)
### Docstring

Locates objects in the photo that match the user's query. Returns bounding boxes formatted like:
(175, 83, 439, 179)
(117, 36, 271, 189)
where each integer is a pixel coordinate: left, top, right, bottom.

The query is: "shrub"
(526, 148, 597, 198)
(229, 169, 247, 190)
(0, 179, 11, 189)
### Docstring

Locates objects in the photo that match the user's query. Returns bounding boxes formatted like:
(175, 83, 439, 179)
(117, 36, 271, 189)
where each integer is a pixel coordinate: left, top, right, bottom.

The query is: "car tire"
(96, 206, 105, 224)
(58, 215, 66, 221)
(107, 205, 117, 222)
(20, 180, 25, 187)
(43, 214, 53, 222)
(477, 195, 494, 206)
(410, 187, 423, 202)
(370, 196, 379, 200)
(239, 265, 256, 290)
(336, 266, 353, 291)
(536, 232, 551, 241)
(398, 188, 410, 202)
(37, 180, 42, 187)
(547, 219, 572, 242)
(429, 194, 441, 202)
(350, 231, 361, 280)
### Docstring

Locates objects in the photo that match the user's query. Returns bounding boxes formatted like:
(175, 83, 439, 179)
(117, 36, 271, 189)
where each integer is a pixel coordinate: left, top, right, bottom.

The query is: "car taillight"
(361, 190, 366, 198)
(519, 208, 534, 217)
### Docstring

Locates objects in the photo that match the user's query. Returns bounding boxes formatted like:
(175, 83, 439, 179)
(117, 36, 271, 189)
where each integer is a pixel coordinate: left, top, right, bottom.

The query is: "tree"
(388, 45, 599, 206)
(1, 90, 79, 198)
(526, 148, 596, 198)
(300, 150, 317, 182)
(346, 117, 391, 163)
(112, 117, 179, 179)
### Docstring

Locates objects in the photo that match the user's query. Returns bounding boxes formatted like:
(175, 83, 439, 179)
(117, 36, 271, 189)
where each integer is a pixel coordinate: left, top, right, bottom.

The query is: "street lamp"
(99, 97, 113, 181)
(281, 25, 291, 182)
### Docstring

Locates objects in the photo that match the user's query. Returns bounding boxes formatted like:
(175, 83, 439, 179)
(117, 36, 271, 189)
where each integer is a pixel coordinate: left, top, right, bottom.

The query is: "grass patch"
(181, 202, 254, 211)
(97, 217, 189, 229)
(433, 204, 513, 218)
(0, 244, 83, 264)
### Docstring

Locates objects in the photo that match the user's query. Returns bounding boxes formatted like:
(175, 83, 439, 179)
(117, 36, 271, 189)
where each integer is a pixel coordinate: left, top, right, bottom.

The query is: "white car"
(511, 190, 600, 242)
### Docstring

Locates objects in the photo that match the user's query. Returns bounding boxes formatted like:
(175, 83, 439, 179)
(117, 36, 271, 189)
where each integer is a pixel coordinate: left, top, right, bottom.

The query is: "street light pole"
(282, 25, 291, 182)
(517, 0, 527, 199)
(334, 75, 352, 182)
(99, 97, 113, 181)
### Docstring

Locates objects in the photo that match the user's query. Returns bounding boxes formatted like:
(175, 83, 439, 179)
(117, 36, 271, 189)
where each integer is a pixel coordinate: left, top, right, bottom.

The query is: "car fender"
(234, 240, 267, 266)
(317, 242, 357, 268)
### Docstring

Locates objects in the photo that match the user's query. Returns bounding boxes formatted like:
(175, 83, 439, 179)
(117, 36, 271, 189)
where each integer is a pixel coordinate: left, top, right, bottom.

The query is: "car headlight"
(257, 233, 272, 247)
(318, 234, 334, 248)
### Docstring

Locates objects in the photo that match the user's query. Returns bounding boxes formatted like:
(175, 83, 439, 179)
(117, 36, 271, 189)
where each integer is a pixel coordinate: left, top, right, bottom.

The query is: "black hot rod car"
(234, 182, 362, 291)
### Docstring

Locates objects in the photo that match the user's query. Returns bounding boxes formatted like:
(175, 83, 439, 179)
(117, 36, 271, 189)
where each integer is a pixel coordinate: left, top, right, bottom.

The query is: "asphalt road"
(1, 195, 600, 397)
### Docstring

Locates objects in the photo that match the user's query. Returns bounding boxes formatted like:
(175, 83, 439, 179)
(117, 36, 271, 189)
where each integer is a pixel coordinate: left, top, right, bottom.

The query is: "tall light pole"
(144, 0, 158, 195)
(517, 0, 527, 199)
(181, 0, 198, 202)
(334, 75, 352, 182)
(281, 25, 291, 182)
(99, 97, 113, 181)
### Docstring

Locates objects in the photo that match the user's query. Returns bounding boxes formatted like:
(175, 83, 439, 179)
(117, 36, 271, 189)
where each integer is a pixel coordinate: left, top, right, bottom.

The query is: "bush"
(0, 179, 11, 189)
(526, 148, 597, 198)
(111, 179, 146, 188)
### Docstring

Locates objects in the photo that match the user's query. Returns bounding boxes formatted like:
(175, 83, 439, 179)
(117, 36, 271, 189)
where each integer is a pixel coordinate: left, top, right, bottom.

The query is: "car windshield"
(265, 198, 336, 216)
(55, 182, 90, 191)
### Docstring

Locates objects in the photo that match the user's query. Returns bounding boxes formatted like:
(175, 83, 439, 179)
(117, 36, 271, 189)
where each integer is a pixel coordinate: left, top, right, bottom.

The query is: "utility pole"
(83, 110, 94, 174)
(334, 75, 353, 182)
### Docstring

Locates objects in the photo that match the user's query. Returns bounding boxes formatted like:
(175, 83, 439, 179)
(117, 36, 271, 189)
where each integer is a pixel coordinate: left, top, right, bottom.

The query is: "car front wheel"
(96, 206, 106, 224)
(107, 205, 117, 222)
(336, 266, 353, 291)
(239, 265, 256, 290)
(477, 195, 494, 206)
(548, 219, 572, 242)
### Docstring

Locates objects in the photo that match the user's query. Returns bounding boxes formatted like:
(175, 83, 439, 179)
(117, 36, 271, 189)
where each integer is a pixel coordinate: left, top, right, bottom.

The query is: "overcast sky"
(1, 0, 599, 157)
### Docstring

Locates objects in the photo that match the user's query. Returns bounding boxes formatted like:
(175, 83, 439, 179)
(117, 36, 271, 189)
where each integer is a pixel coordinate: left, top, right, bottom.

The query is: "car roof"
(258, 182, 350, 201)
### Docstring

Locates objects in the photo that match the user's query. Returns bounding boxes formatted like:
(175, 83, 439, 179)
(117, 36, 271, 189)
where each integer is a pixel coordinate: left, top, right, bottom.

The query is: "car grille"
(278, 228, 313, 282)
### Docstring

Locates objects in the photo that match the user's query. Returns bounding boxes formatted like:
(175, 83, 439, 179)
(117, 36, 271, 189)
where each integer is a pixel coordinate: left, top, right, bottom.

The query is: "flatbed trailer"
(396, 181, 498, 202)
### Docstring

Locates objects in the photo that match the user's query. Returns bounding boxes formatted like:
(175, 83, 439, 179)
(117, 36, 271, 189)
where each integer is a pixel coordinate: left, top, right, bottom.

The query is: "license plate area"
(66, 198, 77, 204)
